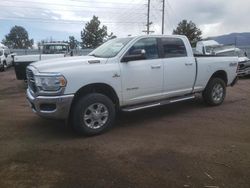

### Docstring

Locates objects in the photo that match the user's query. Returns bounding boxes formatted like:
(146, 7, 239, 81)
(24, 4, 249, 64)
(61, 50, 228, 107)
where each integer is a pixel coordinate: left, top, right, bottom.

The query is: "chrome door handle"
(151, 65, 161, 69)
(185, 63, 193, 66)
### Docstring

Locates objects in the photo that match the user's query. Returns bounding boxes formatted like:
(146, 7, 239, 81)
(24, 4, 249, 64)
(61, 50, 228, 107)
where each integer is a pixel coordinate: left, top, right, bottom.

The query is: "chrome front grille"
(26, 68, 37, 93)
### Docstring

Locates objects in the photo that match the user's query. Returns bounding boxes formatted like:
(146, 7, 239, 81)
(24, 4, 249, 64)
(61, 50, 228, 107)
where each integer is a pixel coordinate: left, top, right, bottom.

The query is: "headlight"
(34, 74, 67, 92)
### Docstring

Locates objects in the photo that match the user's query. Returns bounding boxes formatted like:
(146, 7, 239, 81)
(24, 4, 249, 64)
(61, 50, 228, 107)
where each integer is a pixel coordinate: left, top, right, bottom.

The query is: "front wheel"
(71, 93, 116, 136)
(202, 78, 226, 106)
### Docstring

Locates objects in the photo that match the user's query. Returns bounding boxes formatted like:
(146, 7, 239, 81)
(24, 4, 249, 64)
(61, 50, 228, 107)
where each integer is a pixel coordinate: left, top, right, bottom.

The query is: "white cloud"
(167, 0, 250, 37)
(200, 22, 222, 37)
(0, 0, 249, 40)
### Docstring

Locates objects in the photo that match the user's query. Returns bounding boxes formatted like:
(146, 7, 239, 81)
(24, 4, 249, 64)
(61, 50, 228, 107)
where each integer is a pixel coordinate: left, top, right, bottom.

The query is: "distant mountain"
(208, 33, 250, 46)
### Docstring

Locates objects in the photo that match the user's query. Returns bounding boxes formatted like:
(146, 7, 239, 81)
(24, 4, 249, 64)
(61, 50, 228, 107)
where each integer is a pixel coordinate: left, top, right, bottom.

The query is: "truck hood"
(238, 56, 249, 63)
(30, 56, 108, 72)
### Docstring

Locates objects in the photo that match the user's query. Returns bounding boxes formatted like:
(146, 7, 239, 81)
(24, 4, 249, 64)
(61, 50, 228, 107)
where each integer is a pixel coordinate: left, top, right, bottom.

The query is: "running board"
(122, 95, 195, 112)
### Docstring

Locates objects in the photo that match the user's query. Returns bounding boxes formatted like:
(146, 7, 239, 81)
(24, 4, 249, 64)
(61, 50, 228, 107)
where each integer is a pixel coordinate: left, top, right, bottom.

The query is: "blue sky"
(1, 0, 250, 45)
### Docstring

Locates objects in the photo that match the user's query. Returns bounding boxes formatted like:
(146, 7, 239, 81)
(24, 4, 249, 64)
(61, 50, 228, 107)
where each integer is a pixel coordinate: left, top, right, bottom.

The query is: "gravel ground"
(0, 68, 250, 188)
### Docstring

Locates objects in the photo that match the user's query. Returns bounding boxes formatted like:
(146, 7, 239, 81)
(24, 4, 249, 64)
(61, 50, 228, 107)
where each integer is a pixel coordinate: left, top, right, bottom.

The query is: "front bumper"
(26, 89, 74, 119)
(237, 68, 250, 77)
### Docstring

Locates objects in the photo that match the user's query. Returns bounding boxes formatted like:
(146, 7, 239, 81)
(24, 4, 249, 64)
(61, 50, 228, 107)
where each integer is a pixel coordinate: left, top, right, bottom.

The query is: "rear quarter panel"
(195, 56, 238, 91)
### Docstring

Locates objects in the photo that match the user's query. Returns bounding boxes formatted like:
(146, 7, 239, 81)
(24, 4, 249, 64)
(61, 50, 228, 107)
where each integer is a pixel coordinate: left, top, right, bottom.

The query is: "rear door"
(160, 37, 196, 97)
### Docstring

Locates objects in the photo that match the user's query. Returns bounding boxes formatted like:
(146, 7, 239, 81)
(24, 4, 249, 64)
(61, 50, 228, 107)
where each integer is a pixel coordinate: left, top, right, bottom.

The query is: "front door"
(120, 37, 163, 105)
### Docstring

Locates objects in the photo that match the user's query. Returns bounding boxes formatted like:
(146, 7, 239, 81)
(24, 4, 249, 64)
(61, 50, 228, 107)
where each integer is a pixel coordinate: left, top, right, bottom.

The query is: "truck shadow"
(115, 97, 205, 128)
(27, 97, 206, 139)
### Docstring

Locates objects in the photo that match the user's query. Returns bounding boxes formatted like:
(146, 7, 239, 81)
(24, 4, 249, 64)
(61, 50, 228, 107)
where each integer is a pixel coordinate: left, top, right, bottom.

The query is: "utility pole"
(161, 0, 165, 34)
(147, 0, 150, 34)
(142, 0, 154, 34)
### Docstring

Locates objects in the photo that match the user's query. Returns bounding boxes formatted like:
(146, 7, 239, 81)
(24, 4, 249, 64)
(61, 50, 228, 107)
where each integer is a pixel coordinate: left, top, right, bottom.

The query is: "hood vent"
(88, 60, 100, 64)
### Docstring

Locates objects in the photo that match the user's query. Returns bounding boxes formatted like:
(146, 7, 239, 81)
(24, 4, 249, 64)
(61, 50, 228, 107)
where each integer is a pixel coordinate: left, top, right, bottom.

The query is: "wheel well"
(210, 70, 228, 85)
(71, 83, 120, 108)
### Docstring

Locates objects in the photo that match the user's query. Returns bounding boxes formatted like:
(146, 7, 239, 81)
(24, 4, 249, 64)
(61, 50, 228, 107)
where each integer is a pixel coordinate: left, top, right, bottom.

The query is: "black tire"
(3, 61, 7, 71)
(0, 65, 4, 72)
(202, 78, 226, 106)
(71, 93, 116, 136)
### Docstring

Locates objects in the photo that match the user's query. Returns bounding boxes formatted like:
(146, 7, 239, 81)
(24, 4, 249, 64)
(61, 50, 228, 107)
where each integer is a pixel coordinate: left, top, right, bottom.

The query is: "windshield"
(89, 37, 133, 58)
(205, 46, 217, 54)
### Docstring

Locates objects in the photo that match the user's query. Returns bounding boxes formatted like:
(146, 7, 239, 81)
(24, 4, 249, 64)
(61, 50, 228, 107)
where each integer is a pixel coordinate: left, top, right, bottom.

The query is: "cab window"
(127, 38, 159, 60)
(161, 38, 187, 58)
(54, 45, 68, 53)
(43, 45, 67, 54)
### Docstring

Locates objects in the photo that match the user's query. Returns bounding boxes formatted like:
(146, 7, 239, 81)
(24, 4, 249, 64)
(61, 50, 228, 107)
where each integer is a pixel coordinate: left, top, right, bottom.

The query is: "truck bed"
(194, 56, 238, 92)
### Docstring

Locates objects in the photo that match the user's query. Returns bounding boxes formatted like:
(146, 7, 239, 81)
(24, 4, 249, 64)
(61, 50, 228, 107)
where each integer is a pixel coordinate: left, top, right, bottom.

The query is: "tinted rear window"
(161, 38, 187, 58)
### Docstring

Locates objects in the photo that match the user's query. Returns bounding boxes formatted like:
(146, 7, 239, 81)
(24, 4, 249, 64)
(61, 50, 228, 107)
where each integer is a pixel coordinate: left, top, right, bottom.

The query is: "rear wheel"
(203, 78, 226, 106)
(71, 93, 116, 136)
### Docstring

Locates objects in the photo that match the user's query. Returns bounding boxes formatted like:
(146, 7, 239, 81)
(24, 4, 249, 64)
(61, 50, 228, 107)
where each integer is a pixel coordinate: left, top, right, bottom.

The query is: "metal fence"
(10, 48, 93, 56)
(9, 46, 250, 58)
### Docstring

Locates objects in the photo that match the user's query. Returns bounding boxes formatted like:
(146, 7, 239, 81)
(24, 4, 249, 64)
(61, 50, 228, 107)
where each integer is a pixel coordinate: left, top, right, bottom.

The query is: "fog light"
(40, 104, 56, 111)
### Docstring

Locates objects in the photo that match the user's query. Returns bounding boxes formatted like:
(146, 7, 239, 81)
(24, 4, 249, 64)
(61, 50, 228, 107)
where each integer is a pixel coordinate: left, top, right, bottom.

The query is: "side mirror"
(121, 49, 146, 63)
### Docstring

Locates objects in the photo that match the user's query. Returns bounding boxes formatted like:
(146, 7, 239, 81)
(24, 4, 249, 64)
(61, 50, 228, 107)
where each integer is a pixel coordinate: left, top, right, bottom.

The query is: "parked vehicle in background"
(196, 40, 221, 55)
(26, 35, 238, 136)
(196, 40, 237, 56)
(0, 47, 14, 72)
(14, 43, 71, 80)
(238, 57, 250, 76)
(213, 47, 250, 77)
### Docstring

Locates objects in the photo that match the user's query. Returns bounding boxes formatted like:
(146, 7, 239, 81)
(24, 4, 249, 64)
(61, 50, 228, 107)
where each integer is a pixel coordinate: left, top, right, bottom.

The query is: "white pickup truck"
(26, 35, 238, 135)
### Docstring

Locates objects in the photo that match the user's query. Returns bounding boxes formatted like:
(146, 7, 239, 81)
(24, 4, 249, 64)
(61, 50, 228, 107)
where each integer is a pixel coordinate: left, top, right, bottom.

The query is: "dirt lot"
(0, 68, 250, 188)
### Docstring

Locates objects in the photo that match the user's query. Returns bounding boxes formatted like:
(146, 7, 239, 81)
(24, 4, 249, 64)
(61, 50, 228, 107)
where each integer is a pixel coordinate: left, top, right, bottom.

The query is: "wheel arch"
(70, 83, 120, 111)
(207, 70, 228, 86)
